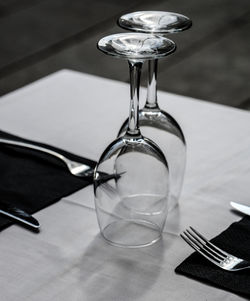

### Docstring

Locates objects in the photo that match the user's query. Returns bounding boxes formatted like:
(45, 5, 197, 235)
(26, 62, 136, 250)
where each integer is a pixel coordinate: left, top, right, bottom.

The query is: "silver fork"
(181, 226, 250, 271)
(0, 138, 94, 177)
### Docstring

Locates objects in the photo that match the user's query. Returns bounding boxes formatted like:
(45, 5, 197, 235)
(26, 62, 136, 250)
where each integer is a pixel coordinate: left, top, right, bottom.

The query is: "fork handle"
(0, 138, 68, 165)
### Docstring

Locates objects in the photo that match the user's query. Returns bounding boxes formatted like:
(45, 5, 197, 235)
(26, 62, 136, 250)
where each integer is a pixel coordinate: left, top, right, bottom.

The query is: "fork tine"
(190, 226, 229, 257)
(180, 233, 221, 266)
(186, 229, 226, 260)
(183, 230, 223, 262)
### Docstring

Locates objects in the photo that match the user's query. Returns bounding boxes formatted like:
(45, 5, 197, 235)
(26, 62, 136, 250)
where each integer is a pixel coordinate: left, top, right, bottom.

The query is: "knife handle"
(0, 200, 40, 229)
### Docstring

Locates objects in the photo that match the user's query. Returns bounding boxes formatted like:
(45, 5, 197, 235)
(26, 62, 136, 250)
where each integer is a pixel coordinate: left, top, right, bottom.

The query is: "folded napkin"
(0, 130, 96, 230)
(176, 217, 250, 297)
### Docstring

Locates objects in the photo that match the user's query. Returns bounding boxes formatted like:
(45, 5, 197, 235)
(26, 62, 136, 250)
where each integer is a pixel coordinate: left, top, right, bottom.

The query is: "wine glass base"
(101, 219, 162, 248)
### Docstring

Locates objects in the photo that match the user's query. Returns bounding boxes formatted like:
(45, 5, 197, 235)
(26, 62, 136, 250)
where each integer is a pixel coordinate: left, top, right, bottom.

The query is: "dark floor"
(1, 0, 250, 109)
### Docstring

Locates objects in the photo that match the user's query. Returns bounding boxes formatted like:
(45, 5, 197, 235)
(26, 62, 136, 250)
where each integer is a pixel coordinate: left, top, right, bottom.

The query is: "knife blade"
(230, 201, 250, 216)
(0, 200, 40, 229)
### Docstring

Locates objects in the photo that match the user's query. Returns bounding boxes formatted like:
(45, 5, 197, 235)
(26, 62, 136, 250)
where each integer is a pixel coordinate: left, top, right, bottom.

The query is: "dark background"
(0, 0, 250, 109)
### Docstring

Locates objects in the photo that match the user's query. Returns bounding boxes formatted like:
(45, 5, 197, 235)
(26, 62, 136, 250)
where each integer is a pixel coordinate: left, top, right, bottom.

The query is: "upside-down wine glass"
(118, 11, 192, 210)
(95, 33, 176, 248)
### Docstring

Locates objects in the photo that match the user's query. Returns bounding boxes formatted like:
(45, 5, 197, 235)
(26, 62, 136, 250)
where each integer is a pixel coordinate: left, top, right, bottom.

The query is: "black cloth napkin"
(0, 130, 96, 230)
(176, 217, 250, 297)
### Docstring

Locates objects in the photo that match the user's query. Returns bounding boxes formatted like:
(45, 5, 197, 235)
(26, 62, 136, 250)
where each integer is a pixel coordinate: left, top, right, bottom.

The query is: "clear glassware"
(95, 33, 176, 248)
(118, 11, 192, 211)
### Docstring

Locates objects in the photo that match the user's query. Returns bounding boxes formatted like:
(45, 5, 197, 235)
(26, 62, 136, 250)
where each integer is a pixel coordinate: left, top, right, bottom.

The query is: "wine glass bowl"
(94, 135, 169, 247)
(118, 102, 186, 211)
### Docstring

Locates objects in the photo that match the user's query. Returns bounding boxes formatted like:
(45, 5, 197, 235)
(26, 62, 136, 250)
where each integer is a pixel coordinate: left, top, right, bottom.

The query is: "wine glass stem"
(127, 60, 143, 136)
(145, 59, 159, 109)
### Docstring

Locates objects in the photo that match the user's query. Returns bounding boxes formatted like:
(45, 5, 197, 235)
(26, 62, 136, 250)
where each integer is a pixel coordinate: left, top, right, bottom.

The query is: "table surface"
(0, 70, 250, 301)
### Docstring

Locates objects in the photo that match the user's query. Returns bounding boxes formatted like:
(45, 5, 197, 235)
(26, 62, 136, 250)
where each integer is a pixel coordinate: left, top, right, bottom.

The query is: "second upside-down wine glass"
(118, 11, 192, 210)
(95, 33, 176, 248)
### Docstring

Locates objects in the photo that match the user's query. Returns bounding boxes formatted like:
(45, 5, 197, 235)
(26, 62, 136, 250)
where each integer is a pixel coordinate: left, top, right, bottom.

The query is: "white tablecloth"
(0, 70, 249, 300)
